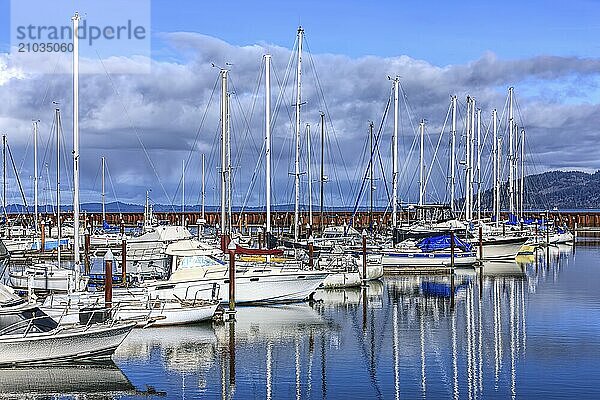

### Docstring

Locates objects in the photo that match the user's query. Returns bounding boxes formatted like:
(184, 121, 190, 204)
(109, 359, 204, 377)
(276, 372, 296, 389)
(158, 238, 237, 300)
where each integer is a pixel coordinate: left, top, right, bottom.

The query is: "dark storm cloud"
(1, 32, 600, 208)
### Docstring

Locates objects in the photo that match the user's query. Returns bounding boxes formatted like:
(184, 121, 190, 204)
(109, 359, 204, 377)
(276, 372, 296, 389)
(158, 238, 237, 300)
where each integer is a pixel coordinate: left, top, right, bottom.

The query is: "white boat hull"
(475, 237, 529, 260)
(150, 271, 329, 304)
(8, 266, 82, 292)
(42, 293, 218, 327)
(321, 271, 361, 289)
(0, 322, 134, 366)
(381, 251, 477, 268)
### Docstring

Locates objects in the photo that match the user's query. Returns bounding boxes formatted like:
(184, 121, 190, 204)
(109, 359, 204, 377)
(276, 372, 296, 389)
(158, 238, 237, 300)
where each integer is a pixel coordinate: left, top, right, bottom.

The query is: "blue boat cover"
(102, 220, 120, 232)
(416, 234, 472, 252)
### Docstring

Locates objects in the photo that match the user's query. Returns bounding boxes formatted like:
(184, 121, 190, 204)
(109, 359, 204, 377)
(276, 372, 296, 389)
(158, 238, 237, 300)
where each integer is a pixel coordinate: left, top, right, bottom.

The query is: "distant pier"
(10, 210, 600, 231)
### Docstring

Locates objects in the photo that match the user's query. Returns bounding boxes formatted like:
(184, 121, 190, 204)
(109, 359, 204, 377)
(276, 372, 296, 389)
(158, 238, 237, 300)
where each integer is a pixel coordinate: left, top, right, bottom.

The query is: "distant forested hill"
(480, 170, 600, 210)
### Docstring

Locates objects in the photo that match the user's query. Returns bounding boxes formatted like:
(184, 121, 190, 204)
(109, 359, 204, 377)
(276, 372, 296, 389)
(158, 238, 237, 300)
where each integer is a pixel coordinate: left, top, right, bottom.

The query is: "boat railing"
(178, 282, 220, 305)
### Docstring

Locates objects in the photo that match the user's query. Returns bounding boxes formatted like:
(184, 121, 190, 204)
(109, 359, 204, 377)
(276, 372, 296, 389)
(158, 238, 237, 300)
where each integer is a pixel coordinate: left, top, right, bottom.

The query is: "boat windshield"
(0, 308, 58, 335)
(177, 255, 224, 270)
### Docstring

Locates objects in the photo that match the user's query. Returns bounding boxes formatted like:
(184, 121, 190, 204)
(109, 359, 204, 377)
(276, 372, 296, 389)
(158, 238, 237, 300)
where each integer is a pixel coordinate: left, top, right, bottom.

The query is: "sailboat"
(7, 106, 86, 292)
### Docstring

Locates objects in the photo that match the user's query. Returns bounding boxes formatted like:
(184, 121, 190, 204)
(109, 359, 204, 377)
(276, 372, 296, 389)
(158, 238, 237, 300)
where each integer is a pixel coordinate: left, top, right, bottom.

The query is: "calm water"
(2, 241, 600, 399)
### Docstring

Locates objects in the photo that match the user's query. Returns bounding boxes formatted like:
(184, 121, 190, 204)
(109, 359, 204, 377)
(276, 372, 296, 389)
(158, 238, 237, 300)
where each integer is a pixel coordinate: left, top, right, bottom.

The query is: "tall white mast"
(181, 159, 185, 226)
(72, 12, 81, 290)
(220, 69, 228, 237)
(226, 92, 232, 232)
(508, 87, 515, 216)
(201, 153, 205, 221)
(470, 98, 476, 221)
(101, 156, 105, 223)
(520, 128, 525, 218)
(144, 190, 150, 228)
(497, 137, 502, 224)
(476, 108, 482, 221)
(265, 54, 271, 235)
(392, 77, 399, 227)
(464, 96, 471, 221)
(307, 123, 313, 226)
(492, 109, 498, 227)
(450, 96, 457, 213)
(55, 107, 61, 268)
(294, 27, 304, 242)
(33, 120, 39, 232)
(418, 119, 425, 206)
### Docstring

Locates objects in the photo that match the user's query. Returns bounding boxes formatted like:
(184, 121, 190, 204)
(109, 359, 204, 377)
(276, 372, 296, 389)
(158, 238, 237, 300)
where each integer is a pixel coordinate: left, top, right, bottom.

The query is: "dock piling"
(227, 240, 236, 319)
(40, 220, 45, 253)
(362, 229, 367, 286)
(104, 249, 114, 311)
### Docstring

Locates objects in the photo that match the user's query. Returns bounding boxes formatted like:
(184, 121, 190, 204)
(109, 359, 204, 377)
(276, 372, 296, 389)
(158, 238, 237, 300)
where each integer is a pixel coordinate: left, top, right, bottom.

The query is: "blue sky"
(1, 0, 600, 207)
(2, 0, 599, 64)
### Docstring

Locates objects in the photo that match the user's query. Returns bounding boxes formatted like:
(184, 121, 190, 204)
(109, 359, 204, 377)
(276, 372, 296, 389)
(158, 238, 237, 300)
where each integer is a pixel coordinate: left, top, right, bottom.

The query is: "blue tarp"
(102, 220, 120, 232)
(30, 238, 69, 251)
(416, 234, 472, 253)
(505, 214, 535, 225)
(506, 213, 519, 225)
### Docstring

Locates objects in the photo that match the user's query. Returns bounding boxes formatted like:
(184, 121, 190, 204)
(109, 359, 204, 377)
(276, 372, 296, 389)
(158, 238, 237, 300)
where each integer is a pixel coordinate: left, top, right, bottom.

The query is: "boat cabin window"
(177, 255, 224, 270)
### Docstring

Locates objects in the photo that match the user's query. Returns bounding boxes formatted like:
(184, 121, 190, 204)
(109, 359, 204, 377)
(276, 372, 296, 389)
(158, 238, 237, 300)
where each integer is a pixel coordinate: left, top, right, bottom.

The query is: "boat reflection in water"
(0, 362, 136, 398)
(107, 244, 575, 399)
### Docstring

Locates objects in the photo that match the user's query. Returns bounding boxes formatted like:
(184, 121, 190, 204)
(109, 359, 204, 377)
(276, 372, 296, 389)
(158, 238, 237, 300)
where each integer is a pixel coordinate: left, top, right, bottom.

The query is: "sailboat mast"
(508, 87, 515, 216)
(55, 107, 61, 268)
(307, 123, 312, 227)
(2, 134, 5, 218)
(201, 153, 206, 221)
(465, 96, 471, 221)
(101, 156, 106, 223)
(181, 159, 185, 226)
(220, 69, 228, 238)
(497, 137, 503, 224)
(476, 108, 481, 221)
(144, 190, 149, 227)
(72, 12, 81, 289)
(33, 120, 39, 231)
(392, 77, 399, 227)
(419, 119, 425, 206)
(492, 109, 498, 227)
(226, 92, 232, 232)
(319, 112, 325, 232)
(520, 128, 525, 218)
(369, 121, 374, 231)
(450, 96, 457, 214)
(265, 54, 271, 235)
(294, 27, 304, 242)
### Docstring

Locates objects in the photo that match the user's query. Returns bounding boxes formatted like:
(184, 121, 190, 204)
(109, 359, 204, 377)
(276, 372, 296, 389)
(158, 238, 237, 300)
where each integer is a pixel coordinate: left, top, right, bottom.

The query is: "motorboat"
(142, 241, 330, 304)
(0, 283, 135, 366)
(41, 288, 219, 328)
(8, 262, 88, 293)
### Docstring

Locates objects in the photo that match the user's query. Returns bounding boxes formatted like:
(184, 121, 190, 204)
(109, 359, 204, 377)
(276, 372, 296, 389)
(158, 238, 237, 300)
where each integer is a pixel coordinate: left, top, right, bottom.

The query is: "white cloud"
(1, 32, 600, 208)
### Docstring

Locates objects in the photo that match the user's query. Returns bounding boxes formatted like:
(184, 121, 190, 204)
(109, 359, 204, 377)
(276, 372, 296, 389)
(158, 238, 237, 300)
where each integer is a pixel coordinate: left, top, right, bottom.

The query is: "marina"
(0, 239, 596, 398)
(1, 1, 599, 398)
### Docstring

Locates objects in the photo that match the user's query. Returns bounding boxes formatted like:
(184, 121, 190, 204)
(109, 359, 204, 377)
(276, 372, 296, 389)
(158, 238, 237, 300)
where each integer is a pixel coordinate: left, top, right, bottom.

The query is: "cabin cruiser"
(126, 225, 194, 279)
(140, 239, 330, 304)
